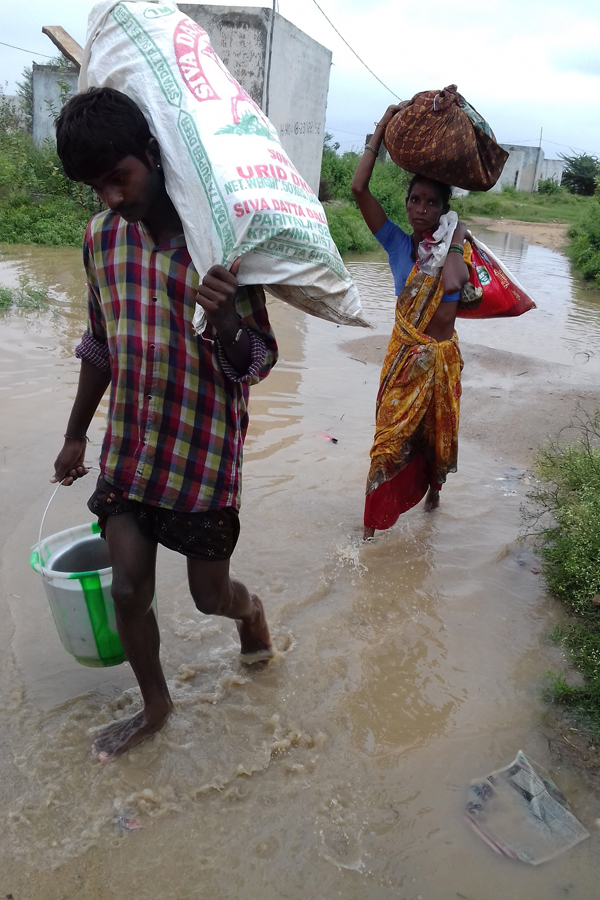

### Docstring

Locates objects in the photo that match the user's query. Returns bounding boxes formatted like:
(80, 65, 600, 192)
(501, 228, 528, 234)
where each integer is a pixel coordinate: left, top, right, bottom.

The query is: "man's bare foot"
(424, 487, 440, 512)
(236, 594, 273, 664)
(363, 526, 375, 541)
(92, 704, 173, 762)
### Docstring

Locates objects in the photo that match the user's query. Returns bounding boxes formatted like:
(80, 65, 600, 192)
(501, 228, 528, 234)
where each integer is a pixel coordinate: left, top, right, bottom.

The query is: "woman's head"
(405, 175, 451, 234)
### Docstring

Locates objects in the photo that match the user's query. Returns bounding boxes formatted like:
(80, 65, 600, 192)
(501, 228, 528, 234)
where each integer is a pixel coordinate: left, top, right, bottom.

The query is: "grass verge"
(524, 408, 600, 734)
(451, 186, 593, 227)
(566, 202, 600, 289)
(0, 275, 52, 314)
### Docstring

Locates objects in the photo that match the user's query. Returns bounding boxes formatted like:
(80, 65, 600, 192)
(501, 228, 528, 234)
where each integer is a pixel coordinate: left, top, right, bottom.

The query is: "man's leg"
(92, 513, 173, 761)
(187, 558, 273, 663)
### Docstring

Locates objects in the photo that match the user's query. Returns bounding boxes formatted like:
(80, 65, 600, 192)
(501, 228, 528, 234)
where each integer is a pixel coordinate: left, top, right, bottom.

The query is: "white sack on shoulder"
(80, 0, 368, 330)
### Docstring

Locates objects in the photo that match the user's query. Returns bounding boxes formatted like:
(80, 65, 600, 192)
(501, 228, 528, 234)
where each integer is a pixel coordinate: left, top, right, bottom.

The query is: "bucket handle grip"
(37, 467, 99, 571)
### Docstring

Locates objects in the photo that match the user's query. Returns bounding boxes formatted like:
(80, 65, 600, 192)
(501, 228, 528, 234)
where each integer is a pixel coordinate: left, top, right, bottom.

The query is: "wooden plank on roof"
(42, 26, 83, 69)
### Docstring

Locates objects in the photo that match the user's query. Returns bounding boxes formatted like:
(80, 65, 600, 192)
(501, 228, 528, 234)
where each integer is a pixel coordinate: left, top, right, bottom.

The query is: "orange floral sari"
(364, 246, 472, 530)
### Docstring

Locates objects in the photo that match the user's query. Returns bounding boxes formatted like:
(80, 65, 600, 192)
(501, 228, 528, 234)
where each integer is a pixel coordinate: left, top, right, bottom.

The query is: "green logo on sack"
(144, 4, 175, 18)
(476, 265, 491, 286)
(215, 112, 277, 142)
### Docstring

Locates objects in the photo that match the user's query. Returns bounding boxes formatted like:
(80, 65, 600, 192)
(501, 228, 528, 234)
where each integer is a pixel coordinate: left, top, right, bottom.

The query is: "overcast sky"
(3, 0, 599, 159)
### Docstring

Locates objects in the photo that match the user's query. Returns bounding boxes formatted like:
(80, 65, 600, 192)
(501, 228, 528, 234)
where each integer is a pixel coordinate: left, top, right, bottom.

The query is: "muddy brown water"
(1, 234, 599, 899)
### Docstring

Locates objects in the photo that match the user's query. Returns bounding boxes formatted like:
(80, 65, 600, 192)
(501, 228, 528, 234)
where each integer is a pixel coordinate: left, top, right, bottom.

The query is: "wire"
(327, 126, 368, 136)
(0, 39, 55, 58)
(505, 138, 591, 154)
(308, 0, 402, 100)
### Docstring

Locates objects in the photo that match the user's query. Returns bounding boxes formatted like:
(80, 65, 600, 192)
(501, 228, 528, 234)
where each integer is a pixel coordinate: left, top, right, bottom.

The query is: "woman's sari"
(364, 245, 472, 530)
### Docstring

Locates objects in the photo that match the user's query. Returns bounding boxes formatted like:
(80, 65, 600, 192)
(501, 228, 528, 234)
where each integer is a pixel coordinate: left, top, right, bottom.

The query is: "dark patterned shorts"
(88, 478, 240, 561)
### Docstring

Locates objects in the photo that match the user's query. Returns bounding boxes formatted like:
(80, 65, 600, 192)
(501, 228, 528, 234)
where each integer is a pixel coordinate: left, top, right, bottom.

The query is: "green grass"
(320, 148, 411, 252)
(452, 186, 594, 227)
(0, 194, 93, 246)
(566, 201, 600, 288)
(0, 275, 52, 314)
(324, 204, 378, 254)
(525, 409, 600, 733)
(0, 90, 98, 248)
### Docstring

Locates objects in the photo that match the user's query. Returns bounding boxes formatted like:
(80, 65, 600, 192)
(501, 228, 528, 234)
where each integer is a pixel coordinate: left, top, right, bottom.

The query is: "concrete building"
(179, 5, 332, 193)
(33, 6, 331, 187)
(540, 157, 564, 185)
(32, 63, 78, 145)
(490, 144, 564, 193)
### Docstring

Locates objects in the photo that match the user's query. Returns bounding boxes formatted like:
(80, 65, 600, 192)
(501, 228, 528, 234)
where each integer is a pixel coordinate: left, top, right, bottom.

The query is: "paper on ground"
(465, 750, 589, 865)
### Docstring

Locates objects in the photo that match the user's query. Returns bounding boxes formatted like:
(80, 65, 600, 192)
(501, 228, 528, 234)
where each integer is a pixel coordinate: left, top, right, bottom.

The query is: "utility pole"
(532, 126, 543, 193)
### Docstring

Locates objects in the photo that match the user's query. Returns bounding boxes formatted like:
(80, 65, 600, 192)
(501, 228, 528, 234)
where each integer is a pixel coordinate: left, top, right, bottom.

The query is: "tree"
(560, 152, 600, 196)
(323, 131, 340, 153)
(16, 66, 33, 133)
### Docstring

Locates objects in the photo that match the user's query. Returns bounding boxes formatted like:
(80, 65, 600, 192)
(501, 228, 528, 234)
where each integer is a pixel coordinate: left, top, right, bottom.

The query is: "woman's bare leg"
(424, 464, 442, 511)
(363, 525, 376, 540)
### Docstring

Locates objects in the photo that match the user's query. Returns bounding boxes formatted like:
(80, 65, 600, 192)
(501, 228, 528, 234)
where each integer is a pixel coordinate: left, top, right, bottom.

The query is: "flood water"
(1, 233, 599, 899)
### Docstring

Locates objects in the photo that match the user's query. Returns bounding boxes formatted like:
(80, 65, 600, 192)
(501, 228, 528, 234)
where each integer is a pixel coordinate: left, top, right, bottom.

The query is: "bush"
(319, 135, 412, 237)
(324, 204, 377, 254)
(567, 202, 600, 287)
(0, 87, 99, 247)
(560, 152, 600, 196)
(538, 178, 561, 195)
(525, 409, 600, 732)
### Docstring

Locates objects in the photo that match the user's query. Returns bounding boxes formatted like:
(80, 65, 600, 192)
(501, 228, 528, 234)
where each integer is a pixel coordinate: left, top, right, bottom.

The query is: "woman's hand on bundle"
(376, 101, 409, 131)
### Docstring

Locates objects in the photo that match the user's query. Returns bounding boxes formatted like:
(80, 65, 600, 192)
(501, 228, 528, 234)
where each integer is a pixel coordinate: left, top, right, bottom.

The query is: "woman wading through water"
(352, 104, 472, 540)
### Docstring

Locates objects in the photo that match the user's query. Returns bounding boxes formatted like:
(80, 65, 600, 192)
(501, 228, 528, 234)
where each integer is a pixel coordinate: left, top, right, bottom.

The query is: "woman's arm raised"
(351, 103, 406, 234)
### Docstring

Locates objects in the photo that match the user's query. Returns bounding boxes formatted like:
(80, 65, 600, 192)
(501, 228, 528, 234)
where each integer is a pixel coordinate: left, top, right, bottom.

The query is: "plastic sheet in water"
(465, 751, 589, 864)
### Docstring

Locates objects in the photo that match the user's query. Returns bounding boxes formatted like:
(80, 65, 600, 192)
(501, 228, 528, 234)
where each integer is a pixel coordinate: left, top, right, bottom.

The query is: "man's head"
(405, 175, 451, 235)
(56, 87, 164, 222)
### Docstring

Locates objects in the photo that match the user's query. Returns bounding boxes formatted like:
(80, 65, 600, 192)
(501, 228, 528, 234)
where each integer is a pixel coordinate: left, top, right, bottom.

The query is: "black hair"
(406, 174, 452, 210)
(56, 87, 154, 182)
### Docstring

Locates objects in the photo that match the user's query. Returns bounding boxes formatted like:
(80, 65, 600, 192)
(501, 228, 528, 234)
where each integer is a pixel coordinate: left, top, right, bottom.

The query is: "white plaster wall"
(179, 4, 331, 193)
(518, 146, 543, 192)
(541, 159, 564, 184)
(178, 5, 268, 107)
(32, 64, 78, 146)
(265, 13, 331, 192)
(489, 148, 525, 192)
(491, 145, 544, 192)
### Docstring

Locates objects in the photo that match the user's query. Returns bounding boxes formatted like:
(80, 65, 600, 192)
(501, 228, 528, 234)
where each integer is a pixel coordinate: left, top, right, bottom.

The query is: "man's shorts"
(88, 477, 240, 562)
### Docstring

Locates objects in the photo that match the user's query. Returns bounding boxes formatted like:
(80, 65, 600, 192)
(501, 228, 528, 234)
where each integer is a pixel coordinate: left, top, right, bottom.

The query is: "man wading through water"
(51, 88, 277, 761)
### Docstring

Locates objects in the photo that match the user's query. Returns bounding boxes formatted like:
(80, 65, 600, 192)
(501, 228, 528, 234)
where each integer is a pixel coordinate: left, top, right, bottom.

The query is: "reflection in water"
(0, 240, 599, 899)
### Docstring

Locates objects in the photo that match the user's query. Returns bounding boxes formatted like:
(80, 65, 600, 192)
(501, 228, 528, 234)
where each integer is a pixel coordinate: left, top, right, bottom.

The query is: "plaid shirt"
(77, 210, 277, 512)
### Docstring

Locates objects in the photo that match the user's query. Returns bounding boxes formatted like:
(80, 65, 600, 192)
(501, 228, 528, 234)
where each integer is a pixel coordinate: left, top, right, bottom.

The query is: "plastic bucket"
(31, 519, 126, 667)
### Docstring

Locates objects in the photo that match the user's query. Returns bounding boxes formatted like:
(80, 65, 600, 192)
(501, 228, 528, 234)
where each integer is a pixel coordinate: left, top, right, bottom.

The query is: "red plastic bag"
(458, 237, 536, 319)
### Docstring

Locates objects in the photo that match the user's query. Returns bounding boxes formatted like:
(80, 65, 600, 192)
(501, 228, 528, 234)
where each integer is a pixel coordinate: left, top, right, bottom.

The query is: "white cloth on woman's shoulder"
(417, 211, 458, 276)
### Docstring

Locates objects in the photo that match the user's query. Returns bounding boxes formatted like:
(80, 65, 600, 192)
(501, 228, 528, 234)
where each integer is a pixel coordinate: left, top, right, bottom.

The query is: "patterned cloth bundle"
(384, 85, 508, 191)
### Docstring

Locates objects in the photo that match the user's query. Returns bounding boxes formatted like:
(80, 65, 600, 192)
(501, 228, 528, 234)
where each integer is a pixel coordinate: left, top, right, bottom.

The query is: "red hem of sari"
(364, 456, 442, 530)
